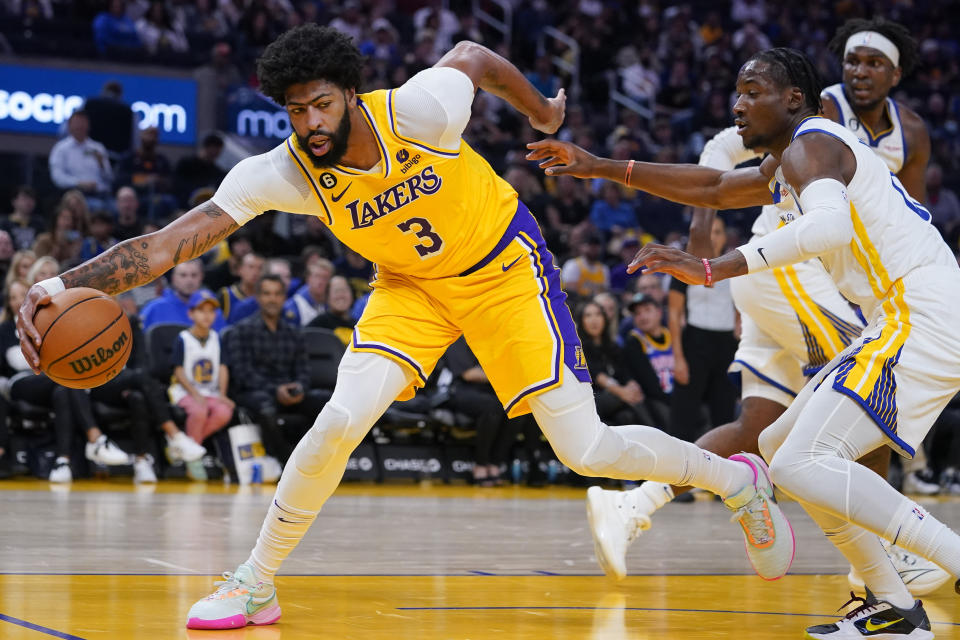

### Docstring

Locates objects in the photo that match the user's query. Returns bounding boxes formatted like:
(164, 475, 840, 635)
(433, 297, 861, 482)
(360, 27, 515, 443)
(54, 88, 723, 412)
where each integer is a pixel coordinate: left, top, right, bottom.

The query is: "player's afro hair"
(749, 48, 823, 114)
(829, 17, 919, 76)
(257, 24, 365, 105)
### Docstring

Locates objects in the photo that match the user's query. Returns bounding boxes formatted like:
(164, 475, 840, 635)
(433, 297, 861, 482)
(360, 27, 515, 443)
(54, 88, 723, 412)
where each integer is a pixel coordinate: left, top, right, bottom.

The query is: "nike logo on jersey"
(863, 617, 903, 632)
(331, 183, 352, 202)
(757, 247, 769, 266)
(502, 255, 523, 271)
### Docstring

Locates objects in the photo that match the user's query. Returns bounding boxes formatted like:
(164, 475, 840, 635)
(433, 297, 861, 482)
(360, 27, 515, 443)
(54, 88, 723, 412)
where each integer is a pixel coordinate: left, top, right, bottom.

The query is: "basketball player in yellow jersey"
(17, 26, 799, 630)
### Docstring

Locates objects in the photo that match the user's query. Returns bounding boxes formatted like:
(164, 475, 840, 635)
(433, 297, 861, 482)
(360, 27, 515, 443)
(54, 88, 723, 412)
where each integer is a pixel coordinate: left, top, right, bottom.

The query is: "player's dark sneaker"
(805, 588, 932, 639)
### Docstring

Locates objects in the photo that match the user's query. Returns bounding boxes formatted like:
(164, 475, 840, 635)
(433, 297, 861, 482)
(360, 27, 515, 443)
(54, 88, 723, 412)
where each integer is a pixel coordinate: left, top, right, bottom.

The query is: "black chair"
(301, 327, 344, 390)
(143, 322, 188, 384)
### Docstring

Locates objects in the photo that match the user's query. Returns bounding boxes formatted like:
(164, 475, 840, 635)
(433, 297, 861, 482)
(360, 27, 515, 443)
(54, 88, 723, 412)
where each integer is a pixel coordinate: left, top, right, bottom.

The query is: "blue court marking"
(467, 570, 496, 576)
(0, 613, 87, 639)
(394, 606, 960, 626)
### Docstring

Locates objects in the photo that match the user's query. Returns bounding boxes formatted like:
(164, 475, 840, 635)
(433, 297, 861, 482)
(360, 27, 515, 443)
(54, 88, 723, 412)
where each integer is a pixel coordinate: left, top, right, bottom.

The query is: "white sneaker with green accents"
(186, 563, 280, 629)
(724, 453, 796, 580)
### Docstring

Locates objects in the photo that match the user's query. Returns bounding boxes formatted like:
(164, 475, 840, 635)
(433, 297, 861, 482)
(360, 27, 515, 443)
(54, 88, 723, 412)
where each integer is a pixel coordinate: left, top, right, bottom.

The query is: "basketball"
(34, 287, 132, 389)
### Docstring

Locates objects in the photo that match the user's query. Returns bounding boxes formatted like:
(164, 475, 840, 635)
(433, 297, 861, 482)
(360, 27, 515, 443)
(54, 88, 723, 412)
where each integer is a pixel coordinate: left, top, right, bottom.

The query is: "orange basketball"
(34, 287, 132, 389)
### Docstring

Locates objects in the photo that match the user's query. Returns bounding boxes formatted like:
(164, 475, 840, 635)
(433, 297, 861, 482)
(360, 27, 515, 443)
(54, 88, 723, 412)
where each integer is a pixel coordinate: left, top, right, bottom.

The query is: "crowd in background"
(1, 0, 959, 491)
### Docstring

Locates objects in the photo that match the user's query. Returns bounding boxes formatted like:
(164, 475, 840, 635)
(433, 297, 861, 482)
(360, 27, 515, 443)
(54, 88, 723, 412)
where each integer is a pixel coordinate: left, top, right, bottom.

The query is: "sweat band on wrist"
(701, 258, 713, 287)
(624, 159, 635, 185)
(37, 276, 65, 297)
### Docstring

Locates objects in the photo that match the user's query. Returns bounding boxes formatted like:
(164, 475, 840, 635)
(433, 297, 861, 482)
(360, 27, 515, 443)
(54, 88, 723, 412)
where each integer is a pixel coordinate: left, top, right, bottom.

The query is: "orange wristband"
(624, 159, 635, 185)
(702, 258, 713, 287)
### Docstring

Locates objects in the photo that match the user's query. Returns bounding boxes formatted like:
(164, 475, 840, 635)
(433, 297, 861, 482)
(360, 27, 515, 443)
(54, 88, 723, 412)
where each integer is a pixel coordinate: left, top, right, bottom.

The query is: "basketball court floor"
(1, 479, 957, 639)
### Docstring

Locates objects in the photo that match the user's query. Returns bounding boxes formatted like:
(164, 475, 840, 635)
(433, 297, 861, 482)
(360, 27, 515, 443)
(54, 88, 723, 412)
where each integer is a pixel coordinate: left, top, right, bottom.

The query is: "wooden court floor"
(0, 480, 957, 639)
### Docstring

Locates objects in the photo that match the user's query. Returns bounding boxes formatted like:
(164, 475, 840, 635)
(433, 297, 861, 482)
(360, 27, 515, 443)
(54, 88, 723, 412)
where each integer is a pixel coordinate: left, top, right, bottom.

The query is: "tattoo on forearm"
(61, 239, 155, 294)
(61, 200, 238, 296)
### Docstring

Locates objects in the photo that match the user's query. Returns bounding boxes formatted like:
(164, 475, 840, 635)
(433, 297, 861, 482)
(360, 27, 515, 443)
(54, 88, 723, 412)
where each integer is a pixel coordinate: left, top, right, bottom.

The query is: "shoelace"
(209, 571, 255, 598)
(838, 592, 881, 621)
(729, 494, 772, 545)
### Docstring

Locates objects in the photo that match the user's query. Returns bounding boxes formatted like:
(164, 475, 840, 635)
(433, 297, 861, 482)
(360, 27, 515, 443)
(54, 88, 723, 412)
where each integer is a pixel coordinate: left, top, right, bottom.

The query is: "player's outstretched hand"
(525, 139, 599, 178)
(628, 243, 709, 285)
(17, 284, 51, 373)
(528, 88, 566, 134)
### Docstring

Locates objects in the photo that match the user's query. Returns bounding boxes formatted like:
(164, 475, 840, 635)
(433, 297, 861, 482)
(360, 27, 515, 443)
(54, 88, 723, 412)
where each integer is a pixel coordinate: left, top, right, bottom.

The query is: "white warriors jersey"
(770, 117, 953, 319)
(821, 83, 906, 174)
(169, 330, 222, 404)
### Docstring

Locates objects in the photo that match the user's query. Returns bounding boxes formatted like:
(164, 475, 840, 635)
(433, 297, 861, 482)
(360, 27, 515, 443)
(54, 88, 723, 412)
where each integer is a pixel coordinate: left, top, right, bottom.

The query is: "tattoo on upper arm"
(172, 222, 238, 264)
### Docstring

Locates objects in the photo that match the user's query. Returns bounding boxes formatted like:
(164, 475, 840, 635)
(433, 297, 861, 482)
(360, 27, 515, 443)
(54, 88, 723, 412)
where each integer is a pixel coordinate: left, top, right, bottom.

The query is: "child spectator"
(169, 290, 234, 474)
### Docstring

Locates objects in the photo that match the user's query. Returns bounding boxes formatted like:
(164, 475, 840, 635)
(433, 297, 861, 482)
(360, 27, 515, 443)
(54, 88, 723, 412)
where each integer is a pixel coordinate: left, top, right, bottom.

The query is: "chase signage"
(0, 63, 197, 144)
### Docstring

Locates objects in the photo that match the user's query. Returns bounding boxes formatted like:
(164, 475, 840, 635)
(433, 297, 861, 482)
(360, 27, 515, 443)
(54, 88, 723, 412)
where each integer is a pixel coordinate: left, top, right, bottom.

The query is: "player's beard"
(296, 109, 352, 169)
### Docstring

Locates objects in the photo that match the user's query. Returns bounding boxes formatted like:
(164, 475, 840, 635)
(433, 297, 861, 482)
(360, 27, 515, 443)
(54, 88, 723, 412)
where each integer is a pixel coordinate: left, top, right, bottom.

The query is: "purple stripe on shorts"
(351, 329, 428, 385)
(504, 209, 591, 414)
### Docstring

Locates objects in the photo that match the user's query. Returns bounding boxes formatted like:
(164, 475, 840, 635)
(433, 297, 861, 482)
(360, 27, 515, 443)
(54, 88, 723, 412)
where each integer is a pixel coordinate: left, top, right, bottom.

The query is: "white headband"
(845, 31, 900, 67)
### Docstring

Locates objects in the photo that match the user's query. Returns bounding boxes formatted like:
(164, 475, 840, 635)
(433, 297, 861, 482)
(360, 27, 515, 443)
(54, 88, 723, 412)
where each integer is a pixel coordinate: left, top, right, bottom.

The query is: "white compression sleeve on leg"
(529, 368, 752, 497)
(737, 178, 854, 272)
(247, 351, 414, 581)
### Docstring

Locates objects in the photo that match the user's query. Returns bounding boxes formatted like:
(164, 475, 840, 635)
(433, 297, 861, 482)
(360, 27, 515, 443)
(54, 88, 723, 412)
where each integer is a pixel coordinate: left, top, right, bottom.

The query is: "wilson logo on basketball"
(67, 330, 129, 374)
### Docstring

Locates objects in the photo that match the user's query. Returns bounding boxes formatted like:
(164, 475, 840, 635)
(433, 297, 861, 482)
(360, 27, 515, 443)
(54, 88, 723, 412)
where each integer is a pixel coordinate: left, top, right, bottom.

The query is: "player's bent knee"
(294, 401, 355, 477)
(577, 424, 654, 478)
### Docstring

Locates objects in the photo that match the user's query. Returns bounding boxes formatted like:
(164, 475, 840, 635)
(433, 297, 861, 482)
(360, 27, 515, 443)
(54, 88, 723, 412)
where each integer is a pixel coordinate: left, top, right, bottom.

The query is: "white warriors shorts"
(729, 257, 865, 406)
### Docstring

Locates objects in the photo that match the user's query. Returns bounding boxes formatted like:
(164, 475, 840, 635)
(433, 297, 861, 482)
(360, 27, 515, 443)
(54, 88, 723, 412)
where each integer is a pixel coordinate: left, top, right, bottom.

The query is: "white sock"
(886, 500, 960, 579)
(637, 481, 674, 511)
(247, 498, 318, 583)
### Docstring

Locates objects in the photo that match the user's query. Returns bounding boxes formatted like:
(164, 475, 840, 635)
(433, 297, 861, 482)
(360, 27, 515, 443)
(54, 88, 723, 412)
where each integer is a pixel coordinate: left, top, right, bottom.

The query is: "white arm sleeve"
(393, 67, 475, 150)
(211, 146, 312, 225)
(698, 126, 763, 170)
(736, 178, 854, 272)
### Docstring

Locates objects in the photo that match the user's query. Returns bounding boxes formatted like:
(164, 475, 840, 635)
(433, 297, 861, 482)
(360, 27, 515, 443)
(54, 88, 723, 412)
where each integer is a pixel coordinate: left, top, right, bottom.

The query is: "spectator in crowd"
(229, 275, 327, 464)
(667, 216, 738, 443)
(0, 280, 131, 483)
(525, 55, 562, 99)
(33, 202, 84, 266)
(141, 259, 226, 330)
(220, 252, 264, 325)
(116, 125, 175, 217)
(92, 0, 143, 57)
(437, 337, 524, 486)
(114, 186, 143, 240)
(623, 291, 674, 425)
(592, 291, 622, 343)
(927, 163, 960, 243)
(4, 250, 34, 291)
(204, 229, 253, 292)
(83, 81, 135, 158)
(79, 210, 117, 262)
(174, 133, 226, 208)
(48, 110, 114, 210)
(1, 186, 46, 251)
(360, 18, 401, 67)
(0, 231, 12, 286)
(609, 236, 641, 294)
(26, 255, 58, 285)
(589, 181, 638, 234)
(561, 233, 610, 300)
(136, 0, 189, 57)
(307, 275, 356, 344)
(284, 259, 333, 327)
(266, 257, 293, 294)
(169, 291, 234, 469)
(328, 1, 364, 43)
(332, 249, 373, 301)
(577, 301, 655, 426)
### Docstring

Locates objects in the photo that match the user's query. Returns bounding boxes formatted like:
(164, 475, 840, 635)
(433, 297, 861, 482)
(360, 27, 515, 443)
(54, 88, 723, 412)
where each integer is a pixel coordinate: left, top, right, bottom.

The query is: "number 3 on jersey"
(397, 217, 443, 258)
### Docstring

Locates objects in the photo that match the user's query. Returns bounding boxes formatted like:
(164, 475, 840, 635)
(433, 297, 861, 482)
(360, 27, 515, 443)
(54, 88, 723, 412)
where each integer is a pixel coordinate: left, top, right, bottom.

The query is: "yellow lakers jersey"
(284, 90, 519, 278)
